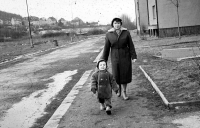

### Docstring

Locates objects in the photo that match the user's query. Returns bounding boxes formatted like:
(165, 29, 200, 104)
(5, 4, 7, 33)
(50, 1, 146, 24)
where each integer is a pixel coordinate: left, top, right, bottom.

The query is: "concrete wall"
(135, 0, 141, 31)
(157, 0, 200, 28)
(135, 0, 149, 31)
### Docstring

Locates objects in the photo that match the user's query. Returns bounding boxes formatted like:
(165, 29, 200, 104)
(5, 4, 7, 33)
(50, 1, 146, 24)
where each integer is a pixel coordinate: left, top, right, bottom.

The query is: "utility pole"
(26, 0, 34, 48)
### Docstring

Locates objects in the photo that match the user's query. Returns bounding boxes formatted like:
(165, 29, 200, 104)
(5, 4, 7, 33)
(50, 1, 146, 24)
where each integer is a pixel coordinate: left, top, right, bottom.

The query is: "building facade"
(11, 18, 22, 26)
(0, 19, 3, 24)
(135, 0, 200, 37)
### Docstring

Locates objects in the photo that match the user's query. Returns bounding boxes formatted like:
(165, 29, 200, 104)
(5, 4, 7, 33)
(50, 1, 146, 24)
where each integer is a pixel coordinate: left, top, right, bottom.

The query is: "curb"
(139, 66, 169, 107)
(139, 65, 200, 109)
(43, 70, 93, 128)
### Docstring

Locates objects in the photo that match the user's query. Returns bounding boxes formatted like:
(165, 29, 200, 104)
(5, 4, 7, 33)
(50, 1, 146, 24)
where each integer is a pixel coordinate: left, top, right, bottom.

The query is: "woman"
(101, 18, 137, 100)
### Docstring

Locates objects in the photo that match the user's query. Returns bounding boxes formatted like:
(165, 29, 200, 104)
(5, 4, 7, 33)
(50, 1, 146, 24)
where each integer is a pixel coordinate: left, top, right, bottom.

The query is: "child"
(90, 59, 119, 115)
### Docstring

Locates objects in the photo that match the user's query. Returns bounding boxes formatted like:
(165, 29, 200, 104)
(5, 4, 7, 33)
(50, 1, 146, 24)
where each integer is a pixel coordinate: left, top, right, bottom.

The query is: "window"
(152, 5, 156, 19)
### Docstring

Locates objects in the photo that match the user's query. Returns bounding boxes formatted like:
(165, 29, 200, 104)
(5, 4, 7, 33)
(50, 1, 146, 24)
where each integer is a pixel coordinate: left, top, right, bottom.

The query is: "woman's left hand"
(132, 59, 137, 62)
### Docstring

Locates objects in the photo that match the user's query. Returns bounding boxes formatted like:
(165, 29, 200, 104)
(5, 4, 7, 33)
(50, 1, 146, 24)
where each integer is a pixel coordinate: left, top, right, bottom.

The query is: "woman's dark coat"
(101, 27, 137, 84)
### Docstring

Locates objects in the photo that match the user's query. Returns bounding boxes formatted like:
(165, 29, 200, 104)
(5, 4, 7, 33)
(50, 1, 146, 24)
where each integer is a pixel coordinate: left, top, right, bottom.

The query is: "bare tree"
(120, 14, 136, 30)
(168, 0, 181, 39)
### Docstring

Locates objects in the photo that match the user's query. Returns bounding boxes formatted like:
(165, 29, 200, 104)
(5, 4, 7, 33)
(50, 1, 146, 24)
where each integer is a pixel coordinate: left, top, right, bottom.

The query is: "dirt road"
(0, 36, 104, 128)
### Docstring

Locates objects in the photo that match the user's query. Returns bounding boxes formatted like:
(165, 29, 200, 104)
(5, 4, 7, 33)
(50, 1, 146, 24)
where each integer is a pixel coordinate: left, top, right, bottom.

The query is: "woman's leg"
(122, 84, 129, 100)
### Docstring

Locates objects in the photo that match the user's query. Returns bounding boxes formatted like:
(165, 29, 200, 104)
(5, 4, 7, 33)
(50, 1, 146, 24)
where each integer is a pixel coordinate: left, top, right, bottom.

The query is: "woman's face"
(113, 21, 121, 30)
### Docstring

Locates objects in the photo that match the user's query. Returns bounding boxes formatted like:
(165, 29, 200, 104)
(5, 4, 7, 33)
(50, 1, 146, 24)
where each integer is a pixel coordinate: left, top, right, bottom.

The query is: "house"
(11, 18, 22, 26)
(135, 0, 200, 37)
(47, 17, 57, 25)
(0, 19, 3, 24)
(71, 17, 84, 26)
(40, 17, 46, 21)
(22, 20, 29, 26)
(4, 20, 11, 25)
(59, 18, 66, 23)
(59, 18, 68, 26)
(24, 16, 39, 21)
(23, 16, 57, 26)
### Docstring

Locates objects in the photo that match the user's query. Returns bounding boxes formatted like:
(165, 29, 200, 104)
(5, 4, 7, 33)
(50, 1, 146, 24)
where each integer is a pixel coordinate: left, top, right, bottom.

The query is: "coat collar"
(108, 27, 127, 33)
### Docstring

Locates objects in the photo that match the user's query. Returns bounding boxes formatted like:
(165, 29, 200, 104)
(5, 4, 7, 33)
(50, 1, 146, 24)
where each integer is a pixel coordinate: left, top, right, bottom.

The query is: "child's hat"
(97, 59, 107, 69)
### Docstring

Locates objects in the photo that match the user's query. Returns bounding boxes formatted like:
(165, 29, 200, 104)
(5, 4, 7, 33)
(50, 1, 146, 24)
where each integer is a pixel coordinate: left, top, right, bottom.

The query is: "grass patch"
(87, 28, 106, 35)
(136, 37, 200, 103)
(41, 32, 69, 38)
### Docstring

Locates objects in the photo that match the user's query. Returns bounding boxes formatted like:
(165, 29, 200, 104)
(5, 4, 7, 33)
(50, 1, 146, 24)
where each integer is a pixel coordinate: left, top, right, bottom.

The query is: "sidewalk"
(55, 63, 177, 128)
(43, 55, 176, 128)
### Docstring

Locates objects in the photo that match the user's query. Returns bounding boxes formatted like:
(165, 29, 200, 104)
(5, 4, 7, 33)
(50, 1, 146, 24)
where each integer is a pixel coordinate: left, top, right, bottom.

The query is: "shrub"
(87, 29, 105, 35)
(0, 28, 27, 41)
(41, 32, 68, 38)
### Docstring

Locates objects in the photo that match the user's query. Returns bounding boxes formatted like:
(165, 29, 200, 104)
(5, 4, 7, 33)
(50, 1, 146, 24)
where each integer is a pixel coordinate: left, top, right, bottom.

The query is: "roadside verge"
(139, 65, 200, 109)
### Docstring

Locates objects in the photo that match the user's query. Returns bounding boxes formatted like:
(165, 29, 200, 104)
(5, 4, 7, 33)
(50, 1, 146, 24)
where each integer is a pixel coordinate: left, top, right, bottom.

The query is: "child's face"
(99, 61, 106, 70)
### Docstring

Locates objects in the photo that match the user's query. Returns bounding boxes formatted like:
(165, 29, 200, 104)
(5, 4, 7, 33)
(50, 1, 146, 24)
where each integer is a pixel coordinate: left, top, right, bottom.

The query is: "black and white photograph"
(0, 0, 200, 128)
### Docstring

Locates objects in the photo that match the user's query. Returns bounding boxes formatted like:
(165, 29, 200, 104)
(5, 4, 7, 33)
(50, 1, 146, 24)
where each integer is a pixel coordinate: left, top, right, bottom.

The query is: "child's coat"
(91, 70, 119, 99)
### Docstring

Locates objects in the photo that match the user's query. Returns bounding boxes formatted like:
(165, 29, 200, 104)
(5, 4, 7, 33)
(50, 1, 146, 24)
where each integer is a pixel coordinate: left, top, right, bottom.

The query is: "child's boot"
(117, 84, 121, 97)
(100, 103, 106, 110)
(105, 106, 111, 115)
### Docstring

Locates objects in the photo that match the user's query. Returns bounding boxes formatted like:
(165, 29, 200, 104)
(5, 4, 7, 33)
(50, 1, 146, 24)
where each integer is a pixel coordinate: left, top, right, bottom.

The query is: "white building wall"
(135, 0, 141, 31)
(135, 0, 149, 31)
(157, 0, 200, 28)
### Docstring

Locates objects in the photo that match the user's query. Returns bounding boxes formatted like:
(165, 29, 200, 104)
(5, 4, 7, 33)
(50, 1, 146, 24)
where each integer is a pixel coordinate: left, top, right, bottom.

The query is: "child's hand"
(91, 88, 96, 94)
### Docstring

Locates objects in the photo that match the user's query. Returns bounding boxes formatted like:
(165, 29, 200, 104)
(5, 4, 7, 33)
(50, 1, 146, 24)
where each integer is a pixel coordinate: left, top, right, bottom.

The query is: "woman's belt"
(112, 47, 128, 49)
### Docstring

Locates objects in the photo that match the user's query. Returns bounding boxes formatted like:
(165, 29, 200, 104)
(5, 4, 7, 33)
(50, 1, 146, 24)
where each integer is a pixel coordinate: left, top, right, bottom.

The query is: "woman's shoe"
(122, 91, 129, 100)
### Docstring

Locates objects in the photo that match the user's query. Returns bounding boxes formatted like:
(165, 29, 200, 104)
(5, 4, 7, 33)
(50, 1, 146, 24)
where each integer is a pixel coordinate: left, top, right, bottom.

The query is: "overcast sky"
(1, 0, 136, 25)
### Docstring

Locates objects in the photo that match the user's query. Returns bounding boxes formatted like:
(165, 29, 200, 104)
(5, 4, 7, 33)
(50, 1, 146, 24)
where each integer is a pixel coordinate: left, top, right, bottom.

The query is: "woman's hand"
(132, 59, 137, 63)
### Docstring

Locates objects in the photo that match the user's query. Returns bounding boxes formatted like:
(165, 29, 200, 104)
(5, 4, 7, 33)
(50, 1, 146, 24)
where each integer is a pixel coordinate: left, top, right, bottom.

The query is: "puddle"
(0, 70, 77, 128)
(172, 115, 200, 128)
